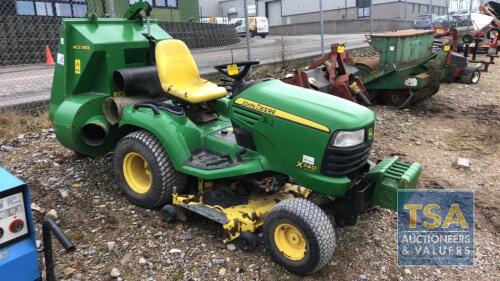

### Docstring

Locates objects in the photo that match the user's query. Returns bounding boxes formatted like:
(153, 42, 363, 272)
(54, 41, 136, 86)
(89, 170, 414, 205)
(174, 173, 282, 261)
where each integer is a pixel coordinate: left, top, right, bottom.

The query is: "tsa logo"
(397, 190, 474, 266)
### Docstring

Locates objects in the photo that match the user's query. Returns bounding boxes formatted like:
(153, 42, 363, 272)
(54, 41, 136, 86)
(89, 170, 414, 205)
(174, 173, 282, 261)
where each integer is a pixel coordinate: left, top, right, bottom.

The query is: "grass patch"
(171, 269, 183, 281)
(0, 110, 51, 140)
(273, 267, 286, 280)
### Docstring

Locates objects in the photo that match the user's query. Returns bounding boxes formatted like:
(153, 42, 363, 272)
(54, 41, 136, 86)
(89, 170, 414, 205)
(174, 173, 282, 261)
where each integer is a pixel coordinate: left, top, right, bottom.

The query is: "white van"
(234, 17, 269, 38)
(203, 17, 230, 24)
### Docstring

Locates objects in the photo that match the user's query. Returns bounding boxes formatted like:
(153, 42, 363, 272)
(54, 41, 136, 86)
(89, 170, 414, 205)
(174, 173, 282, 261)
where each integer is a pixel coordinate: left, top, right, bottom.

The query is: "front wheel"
(460, 67, 481, 84)
(263, 198, 336, 275)
(113, 130, 186, 209)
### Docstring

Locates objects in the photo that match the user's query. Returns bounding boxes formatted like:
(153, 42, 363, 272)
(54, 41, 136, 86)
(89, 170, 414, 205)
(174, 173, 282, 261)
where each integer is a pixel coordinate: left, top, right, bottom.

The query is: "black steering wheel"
(214, 61, 260, 81)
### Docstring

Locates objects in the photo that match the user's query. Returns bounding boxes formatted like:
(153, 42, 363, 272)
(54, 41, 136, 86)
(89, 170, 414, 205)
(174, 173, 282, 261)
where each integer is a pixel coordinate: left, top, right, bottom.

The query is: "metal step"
(178, 203, 229, 224)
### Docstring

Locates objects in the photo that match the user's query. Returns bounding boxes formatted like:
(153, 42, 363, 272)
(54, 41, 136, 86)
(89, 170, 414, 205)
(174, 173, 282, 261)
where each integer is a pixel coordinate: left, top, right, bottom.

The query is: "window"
(356, 0, 370, 18)
(357, 7, 370, 18)
(55, 3, 71, 16)
(16, 0, 87, 17)
(16, 1, 35, 15)
(35, 2, 53, 16)
(166, 0, 177, 8)
(73, 3, 87, 17)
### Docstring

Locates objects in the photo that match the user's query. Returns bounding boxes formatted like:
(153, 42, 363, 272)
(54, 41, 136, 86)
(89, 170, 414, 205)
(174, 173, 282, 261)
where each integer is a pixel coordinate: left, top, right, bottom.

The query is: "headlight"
(331, 129, 365, 147)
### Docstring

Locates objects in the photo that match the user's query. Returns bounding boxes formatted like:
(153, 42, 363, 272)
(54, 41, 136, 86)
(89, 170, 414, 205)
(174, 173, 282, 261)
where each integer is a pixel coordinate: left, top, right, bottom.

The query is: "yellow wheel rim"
(123, 152, 152, 194)
(274, 223, 307, 261)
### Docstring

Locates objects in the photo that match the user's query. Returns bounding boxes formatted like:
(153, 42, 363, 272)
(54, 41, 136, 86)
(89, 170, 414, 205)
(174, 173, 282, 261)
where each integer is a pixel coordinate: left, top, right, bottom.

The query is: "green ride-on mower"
(49, 2, 421, 275)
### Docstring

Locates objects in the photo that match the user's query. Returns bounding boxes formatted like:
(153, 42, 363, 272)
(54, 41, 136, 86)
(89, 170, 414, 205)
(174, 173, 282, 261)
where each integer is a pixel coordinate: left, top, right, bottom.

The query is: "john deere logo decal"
(234, 98, 330, 133)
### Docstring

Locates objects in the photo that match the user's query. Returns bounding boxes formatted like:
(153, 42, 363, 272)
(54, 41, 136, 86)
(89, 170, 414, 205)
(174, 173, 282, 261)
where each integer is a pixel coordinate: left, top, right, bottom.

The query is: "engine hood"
(236, 80, 375, 133)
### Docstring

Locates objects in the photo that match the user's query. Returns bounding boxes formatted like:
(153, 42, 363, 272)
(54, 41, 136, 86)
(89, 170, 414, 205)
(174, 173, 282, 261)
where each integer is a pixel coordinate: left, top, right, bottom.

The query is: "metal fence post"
(467, 0, 473, 31)
(345, 0, 348, 22)
(447, 0, 451, 28)
(404, 0, 407, 29)
(320, 0, 325, 55)
(244, 0, 251, 60)
(109, 0, 115, 17)
(369, 0, 374, 35)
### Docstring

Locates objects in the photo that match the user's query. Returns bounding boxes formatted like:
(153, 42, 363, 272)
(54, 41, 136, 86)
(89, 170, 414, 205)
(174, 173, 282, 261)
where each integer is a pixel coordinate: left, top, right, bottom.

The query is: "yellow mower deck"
(172, 181, 311, 242)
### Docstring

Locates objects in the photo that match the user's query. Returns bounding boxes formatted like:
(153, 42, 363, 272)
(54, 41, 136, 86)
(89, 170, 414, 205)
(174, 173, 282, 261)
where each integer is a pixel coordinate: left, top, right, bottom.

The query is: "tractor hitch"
(368, 157, 422, 210)
(331, 157, 421, 226)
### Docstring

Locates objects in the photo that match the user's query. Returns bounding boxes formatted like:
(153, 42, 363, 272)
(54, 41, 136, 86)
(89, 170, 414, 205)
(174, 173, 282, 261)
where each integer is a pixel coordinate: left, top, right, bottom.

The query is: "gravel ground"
(0, 55, 499, 281)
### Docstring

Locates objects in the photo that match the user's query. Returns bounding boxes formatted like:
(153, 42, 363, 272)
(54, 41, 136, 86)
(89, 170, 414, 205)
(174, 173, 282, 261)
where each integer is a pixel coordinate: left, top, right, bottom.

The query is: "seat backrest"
(156, 39, 200, 89)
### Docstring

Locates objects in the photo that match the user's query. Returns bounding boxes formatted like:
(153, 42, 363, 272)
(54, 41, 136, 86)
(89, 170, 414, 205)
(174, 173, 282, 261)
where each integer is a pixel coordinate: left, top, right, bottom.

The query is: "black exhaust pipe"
(113, 66, 163, 97)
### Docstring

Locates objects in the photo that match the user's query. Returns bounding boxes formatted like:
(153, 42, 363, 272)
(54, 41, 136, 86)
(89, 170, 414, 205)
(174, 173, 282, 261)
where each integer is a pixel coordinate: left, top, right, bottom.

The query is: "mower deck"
(171, 183, 311, 242)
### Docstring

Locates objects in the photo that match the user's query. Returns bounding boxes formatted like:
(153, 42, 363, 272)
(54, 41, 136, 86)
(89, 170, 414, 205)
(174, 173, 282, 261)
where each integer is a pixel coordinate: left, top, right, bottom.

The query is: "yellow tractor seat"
(155, 39, 227, 104)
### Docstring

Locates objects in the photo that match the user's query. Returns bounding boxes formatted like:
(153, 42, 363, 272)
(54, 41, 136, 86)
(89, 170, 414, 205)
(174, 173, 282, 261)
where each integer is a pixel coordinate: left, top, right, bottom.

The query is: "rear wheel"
(263, 198, 335, 275)
(460, 67, 481, 84)
(114, 130, 186, 208)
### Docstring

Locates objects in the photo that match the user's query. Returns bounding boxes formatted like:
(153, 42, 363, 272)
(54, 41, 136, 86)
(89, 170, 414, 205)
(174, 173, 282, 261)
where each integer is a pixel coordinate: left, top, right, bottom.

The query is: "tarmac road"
(0, 33, 367, 109)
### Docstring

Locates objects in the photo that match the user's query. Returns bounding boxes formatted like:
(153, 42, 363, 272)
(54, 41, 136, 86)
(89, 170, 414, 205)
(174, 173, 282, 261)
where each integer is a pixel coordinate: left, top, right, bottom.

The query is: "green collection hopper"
(355, 29, 442, 107)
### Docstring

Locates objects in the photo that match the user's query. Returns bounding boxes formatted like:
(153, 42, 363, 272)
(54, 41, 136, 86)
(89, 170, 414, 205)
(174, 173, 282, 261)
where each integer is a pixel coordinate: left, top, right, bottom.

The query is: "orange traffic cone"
(45, 45, 55, 65)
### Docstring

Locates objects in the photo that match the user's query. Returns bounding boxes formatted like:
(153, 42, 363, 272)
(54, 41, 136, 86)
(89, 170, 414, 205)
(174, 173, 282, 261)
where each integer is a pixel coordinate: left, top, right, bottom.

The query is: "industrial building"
(2, 0, 200, 21)
(200, 0, 448, 26)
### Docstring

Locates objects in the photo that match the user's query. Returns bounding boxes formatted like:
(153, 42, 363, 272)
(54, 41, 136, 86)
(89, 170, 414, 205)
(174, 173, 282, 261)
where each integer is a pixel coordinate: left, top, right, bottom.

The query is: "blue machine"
(0, 167, 74, 281)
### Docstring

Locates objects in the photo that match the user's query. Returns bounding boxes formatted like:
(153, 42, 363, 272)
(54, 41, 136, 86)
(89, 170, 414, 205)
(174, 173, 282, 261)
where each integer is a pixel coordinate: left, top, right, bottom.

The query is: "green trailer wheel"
(113, 130, 186, 208)
(263, 198, 335, 275)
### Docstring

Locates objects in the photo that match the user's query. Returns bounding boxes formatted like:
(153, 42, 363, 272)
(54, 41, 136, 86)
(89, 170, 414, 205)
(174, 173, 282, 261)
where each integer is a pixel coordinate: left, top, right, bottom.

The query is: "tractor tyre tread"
(264, 198, 335, 275)
(114, 130, 186, 209)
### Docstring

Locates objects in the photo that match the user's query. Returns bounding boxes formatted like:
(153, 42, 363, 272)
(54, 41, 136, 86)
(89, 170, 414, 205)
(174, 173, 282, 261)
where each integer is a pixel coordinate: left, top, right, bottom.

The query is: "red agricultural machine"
(281, 44, 371, 106)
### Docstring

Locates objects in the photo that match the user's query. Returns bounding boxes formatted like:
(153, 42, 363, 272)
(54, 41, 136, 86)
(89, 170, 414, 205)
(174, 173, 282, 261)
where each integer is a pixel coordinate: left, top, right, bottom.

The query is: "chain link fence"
(0, 0, 246, 111)
(2, 0, 453, 112)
